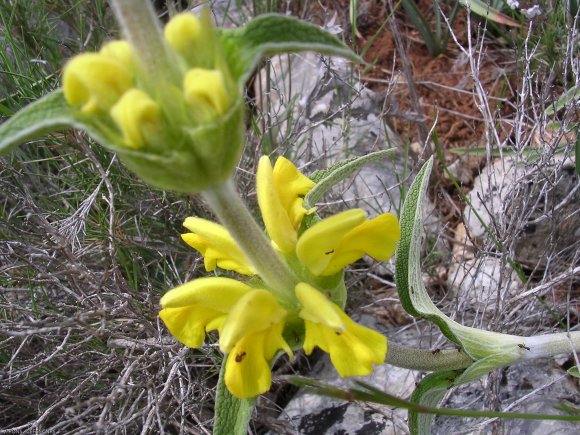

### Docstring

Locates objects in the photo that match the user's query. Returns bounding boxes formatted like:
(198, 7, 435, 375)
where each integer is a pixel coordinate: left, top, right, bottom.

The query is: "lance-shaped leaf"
(409, 370, 461, 435)
(221, 14, 362, 83)
(0, 90, 101, 155)
(394, 157, 525, 381)
(304, 149, 397, 210)
(459, 0, 522, 27)
(214, 359, 255, 435)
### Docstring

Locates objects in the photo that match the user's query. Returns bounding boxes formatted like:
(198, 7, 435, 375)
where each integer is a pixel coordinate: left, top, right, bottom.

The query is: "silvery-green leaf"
(304, 149, 397, 209)
(213, 359, 255, 435)
(409, 370, 460, 435)
(394, 157, 522, 362)
(221, 14, 362, 83)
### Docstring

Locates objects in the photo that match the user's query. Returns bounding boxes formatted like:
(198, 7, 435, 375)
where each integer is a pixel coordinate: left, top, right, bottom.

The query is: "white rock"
(447, 256, 522, 311)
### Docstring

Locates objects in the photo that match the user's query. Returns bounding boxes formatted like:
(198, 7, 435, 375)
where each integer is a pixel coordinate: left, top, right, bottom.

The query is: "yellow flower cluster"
(62, 12, 232, 150)
(160, 156, 401, 398)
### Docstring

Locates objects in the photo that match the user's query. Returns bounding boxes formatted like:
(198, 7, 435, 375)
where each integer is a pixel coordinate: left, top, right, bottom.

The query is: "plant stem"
(524, 331, 580, 361)
(109, 0, 174, 83)
(386, 342, 473, 371)
(202, 179, 299, 308)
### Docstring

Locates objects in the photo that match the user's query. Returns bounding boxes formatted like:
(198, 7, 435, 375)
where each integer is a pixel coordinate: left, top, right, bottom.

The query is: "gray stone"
(464, 156, 579, 269)
(447, 256, 522, 312)
(256, 52, 444, 274)
(433, 360, 580, 434)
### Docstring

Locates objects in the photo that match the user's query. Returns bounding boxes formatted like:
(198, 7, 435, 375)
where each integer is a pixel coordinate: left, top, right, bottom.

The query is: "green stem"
(202, 180, 299, 307)
(523, 331, 580, 361)
(386, 342, 473, 371)
(109, 0, 175, 82)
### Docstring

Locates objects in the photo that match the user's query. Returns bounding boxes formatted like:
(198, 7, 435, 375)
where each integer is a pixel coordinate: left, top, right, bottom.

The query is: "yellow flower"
(99, 40, 134, 67)
(160, 280, 291, 398)
(296, 282, 387, 376)
(164, 13, 201, 57)
(159, 277, 252, 348)
(63, 52, 133, 113)
(163, 156, 399, 397)
(110, 89, 161, 149)
(296, 209, 401, 276)
(221, 289, 292, 398)
(183, 156, 400, 279)
(183, 68, 230, 119)
(181, 217, 255, 275)
(256, 155, 315, 253)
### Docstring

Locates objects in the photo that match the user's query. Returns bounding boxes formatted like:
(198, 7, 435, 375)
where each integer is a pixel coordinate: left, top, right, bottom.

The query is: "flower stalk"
(109, 0, 174, 83)
(202, 180, 299, 308)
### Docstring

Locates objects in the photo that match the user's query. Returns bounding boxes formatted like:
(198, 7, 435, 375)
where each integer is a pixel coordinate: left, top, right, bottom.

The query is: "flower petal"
(184, 68, 230, 118)
(159, 305, 226, 349)
(164, 13, 201, 56)
(323, 309, 387, 376)
(219, 289, 287, 353)
(296, 283, 387, 377)
(182, 216, 255, 275)
(63, 53, 132, 113)
(296, 210, 400, 276)
(110, 89, 160, 149)
(224, 332, 271, 398)
(272, 157, 316, 228)
(160, 277, 252, 311)
(323, 213, 401, 275)
(257, 156, 297, 253)
(295, 282, 344, 331)
(296, 209, 366, 275)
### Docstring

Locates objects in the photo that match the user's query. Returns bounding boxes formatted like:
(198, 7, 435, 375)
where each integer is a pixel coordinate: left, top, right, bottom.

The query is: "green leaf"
(213, 359, 255, 435)
(568, 366, 580, 379)
(0, 90, 72, 154)
(0, 89, 118, 156)
(394, 158, 522, 364)
(545, 84, 580, 116)
(304, 149, 397, 209)
(409, 371, 461, 435)
(401, 0, 440, 56)
(221, 14, 362, 83)
(459, 0, 522, 27)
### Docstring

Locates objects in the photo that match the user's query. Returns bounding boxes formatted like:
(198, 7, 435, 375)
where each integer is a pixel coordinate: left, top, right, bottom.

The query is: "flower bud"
(164, 13, 201, 58)
(63, 53, 132, 113)
(99, 40, 134, 68)
(184, 68, 230, 119)
(110, 89, 160, 149)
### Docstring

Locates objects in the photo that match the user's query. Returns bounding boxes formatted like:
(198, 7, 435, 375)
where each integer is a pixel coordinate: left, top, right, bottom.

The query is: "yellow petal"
(159, 305, 225, 348)
(63, 53, 132, 113)
(296, 210, 400, 276)
(164, 13, 201, 56)
(295, 283, 344, 331)
(224, 321, 292, 399)
(263, 319, 293, 360)
(224, 332, 272, 398)
(182, 217, 255, 275)
(110, 89, 160, 149)
(219, 289, 287, 353)
(296, 209, 366, 275)
(257, 156, 297, 253)
(296, 283, 387, 376)
(160, 277, 252, 311)
(323, 309, 387, 376)
(99, 40, 134, 68)
(272, 157, 316, 228)
(183, 68, 230, 118)
(323, 213, 401, 275)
